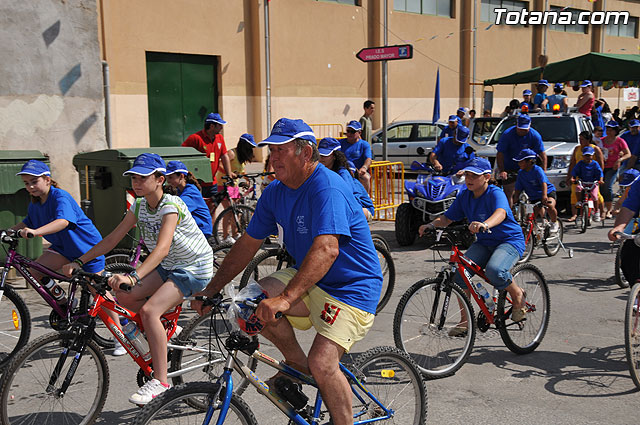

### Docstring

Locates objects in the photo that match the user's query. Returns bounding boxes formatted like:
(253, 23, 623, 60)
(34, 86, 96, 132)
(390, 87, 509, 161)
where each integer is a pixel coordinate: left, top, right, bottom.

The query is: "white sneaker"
(593, 212, 601, 222)
(550, 221, 559, 233)
(128, 379, 171, 405)
(223, 235, 236, 244)
(112, 340, 127, 357)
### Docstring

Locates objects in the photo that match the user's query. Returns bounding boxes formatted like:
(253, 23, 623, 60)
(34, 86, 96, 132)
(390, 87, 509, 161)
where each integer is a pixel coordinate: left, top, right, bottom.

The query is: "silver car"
(371, 120, 446, 168)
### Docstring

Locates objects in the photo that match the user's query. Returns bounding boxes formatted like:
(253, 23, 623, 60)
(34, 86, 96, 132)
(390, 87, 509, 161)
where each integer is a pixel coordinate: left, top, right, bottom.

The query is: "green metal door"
(146, 52, 218, 147)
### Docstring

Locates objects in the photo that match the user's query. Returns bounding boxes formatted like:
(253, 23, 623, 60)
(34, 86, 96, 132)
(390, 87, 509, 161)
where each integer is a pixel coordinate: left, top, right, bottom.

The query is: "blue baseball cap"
(205, 112, 226, 125)
(16, 160, 51, 177)
(582, 146, 595, 156)
(123, 153, 166, 176)
(318, 137, 341, 156)
(259, 118, 317, 147)
(537, 79, 549, 87)
(605, 120, 619, 128)
(347, 160, 357, 174)
(517, 114, 531, 130)
(629, 119, 640, 128)
(620, 169, 640, 187)
(580, 80, 592, 87)
(239, 133, 256, 147)
(165, 160, 189, 176)
(455, 126, 470, 143)
(461, 157, 492, 175)
(448, 115, 457, 122)
(346, 120, 362, 131)
(513, 148, 537, 162)
(457, 107, 466, 114)
(554, 82, 564, 90)
(522, 89, 532, 96)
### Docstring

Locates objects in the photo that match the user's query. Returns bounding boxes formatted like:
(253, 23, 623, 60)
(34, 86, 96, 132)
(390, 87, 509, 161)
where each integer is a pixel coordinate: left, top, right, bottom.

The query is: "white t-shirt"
(130, 194, 213, 280)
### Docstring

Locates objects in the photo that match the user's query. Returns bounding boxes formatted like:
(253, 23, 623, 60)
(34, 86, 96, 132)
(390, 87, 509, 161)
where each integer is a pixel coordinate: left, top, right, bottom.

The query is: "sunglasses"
(346, 129, 357, 134)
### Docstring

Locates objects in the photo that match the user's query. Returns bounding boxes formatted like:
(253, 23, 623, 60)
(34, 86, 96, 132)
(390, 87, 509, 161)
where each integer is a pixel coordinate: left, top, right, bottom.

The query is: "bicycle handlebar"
(184, 293, 284, 319)
(72, 269, 132, 293)
(1, 229, 34, 243)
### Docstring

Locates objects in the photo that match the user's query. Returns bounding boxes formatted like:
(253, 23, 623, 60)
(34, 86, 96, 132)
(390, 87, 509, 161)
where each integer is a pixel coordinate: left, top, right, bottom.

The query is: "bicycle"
(238, 238, 396, 314)
(0, 229, 120, 369)
(616, 231, 640, 390)
(0, 270, 258, 425)
(515, 199, 572, 264)
(132, 294, 428, 425)
(235, 171, 275, 209)
(612, 219, 639, 289)
(206, 175, 256, 245)
(393, 225, 550, 379)
(574, 180, 603, 233)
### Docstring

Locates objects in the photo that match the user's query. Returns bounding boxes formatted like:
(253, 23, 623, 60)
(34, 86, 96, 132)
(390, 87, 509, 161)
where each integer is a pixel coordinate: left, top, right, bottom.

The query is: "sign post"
(356, 44, 413, 161)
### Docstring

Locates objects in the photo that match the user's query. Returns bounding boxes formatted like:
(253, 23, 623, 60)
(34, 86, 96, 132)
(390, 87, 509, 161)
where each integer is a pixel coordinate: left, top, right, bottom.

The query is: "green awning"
(484, 52, 640, 86)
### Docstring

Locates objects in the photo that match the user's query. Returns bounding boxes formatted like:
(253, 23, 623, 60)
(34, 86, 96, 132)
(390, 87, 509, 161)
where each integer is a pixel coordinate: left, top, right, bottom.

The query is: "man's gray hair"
(294, 139, 320, 162)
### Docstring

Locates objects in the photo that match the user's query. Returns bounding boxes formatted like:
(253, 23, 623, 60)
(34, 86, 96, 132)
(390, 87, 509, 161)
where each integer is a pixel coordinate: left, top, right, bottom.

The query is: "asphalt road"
(3, 218, 638, 424)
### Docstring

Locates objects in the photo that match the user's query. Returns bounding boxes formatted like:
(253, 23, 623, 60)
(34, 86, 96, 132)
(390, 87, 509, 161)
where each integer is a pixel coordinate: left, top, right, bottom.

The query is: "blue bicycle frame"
(207, 347, 395, 424)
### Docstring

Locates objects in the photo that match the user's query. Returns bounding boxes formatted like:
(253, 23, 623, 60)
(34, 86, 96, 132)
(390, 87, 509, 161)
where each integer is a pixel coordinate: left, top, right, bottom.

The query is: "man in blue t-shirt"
(439, 115, 459, 140)
(622, 120, 640, 170)
(429, 125, 476, 175)
(496, 114, 547, 205)
(533, 80, 549, 111)
(520, 89, 534, 110)
(193, 118, 382, 424)
(340, 120, 372, 192)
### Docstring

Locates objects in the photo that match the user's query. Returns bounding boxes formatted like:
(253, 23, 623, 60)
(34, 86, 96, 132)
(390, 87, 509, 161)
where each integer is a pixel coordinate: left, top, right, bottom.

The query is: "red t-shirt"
(182, 130, 227, 184)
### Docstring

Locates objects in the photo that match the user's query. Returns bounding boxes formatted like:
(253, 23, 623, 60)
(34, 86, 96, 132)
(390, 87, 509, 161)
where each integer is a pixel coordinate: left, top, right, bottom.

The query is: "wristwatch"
(129, 270, 142, 284)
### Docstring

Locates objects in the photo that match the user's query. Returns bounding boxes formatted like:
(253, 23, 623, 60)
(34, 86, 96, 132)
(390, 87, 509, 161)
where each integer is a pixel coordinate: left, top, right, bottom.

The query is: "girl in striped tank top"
(63, 153, 213, 405)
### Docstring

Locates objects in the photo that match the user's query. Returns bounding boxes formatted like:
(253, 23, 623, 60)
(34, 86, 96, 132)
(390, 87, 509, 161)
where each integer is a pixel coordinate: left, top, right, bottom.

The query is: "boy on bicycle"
(512, 148, 559, 233)
(570, 146, 604, 209)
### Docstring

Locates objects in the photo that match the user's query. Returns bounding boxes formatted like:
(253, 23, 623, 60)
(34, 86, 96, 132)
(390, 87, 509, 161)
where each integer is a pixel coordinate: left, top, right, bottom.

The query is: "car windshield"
(489, 116, 578, 145)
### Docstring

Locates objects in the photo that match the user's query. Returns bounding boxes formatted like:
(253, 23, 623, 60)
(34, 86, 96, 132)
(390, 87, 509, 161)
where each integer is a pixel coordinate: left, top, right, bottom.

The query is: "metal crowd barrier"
(370, 161, 405, 221)
(309, 123, 344, 140)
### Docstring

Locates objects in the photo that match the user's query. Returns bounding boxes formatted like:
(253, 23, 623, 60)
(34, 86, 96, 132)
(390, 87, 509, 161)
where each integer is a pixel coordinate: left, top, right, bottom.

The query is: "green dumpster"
(0, 151, 48, 262)
(72, 147, 210, 248)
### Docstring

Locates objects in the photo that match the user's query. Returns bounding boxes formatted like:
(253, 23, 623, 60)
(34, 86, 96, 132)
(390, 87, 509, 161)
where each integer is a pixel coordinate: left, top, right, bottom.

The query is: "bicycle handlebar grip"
(119, 283, 132, 292)
(275, 312, 283, 319)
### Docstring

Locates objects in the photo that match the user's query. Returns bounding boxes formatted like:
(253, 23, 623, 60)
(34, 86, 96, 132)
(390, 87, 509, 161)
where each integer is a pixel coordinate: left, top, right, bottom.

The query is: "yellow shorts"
(571, 183, 604, 205)
(269, 268, 375, 352)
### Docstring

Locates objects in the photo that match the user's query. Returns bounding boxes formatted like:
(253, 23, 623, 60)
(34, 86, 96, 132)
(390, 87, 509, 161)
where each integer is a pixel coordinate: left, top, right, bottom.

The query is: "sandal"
(447, 326, 468, 337)
(566, 216, 577, 223)
(511, 307, 527, 322)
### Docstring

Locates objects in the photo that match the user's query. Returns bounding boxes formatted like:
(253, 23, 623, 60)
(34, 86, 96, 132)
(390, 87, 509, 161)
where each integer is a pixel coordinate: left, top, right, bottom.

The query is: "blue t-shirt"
(444, 185, 525, 255)
(340, 138, 372, 170)
(571, 160, 603, 183)
(496, 126, 545, 172)
(337, 168, 374, 216)
(246, 164, 383, 314)
(622, 131, 640, 157)
(439, 125, 456, 140)
(178, 183, 213, 237)
(592, 106, 605, 130)
(515, 165, 556, 200)
(23, 187, 105, 272)
(623, 178, 640, 214)
(533, 93, 547, 110)
(432, 137, 476, 175)
(546, 94, 566, 110)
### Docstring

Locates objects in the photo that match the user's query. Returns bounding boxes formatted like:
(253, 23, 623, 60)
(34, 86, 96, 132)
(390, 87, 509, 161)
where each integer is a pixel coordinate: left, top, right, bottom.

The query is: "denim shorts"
(156, 265, 210, 297)
(454, 242, 521, 290)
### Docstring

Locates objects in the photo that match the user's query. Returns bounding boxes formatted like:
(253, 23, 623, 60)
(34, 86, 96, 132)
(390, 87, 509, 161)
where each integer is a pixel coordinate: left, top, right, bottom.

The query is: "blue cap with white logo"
(346, 120, 362, 131)
(205, 113, 226, 125)
(605, 120, 619, 128)
(165, 161, 189, 176)
(630, 119, 640, 128)
(318, 137, 341, 156)
(580, 80, 592, 88)
(259, 118, 317, 146)
(513, 148, 537, 162)
(538, 79, 549, 87)
(448, 115, 457, 122)
(455, 126, 470, 143)
(239, 133, 257, 147)
(517, 114, 531, 130)
(523, 89, 532, 96)
(620, 169, 640, 187)
(554, 83, 564, 90)
(16, 160, 51, 177)
(123, 153, 166, 176)
(582, 146, 595, 156)
(461, 157, 492, 175)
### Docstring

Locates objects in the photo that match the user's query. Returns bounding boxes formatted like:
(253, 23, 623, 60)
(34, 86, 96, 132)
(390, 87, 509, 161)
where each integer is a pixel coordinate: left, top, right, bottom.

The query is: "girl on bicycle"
(570, 146, 604, 206)
(62, 153, 214, 405)
(11, 160, 105, 277)
(600, 120, 631, 218)
(165, 160, 213, 239)
(512, 148, 559, 232)
(215, 134, 257, 243)
(318, 137, 375, 221)
(419, 157, 527, 329)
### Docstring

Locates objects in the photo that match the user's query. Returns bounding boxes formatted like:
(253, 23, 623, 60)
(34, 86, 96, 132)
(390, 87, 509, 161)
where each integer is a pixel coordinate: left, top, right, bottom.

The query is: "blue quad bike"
(395, 160, 474, 247)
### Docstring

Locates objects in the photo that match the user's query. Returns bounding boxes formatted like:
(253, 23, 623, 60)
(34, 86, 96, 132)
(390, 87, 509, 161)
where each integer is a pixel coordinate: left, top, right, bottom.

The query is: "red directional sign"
(356, 44, 413, 62)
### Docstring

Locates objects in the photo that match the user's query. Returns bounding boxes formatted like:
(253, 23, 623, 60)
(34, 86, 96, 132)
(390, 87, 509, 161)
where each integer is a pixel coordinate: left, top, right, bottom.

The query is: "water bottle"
(475, 282, 495, 313)
(42, 277, 67, 305)
(121, 319, 152, 361)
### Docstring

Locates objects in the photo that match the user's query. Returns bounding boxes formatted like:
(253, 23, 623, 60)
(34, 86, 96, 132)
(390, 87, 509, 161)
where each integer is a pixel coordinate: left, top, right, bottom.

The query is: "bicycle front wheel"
(393, 278, 476, 379)
(0, 286, 31, 370)
(0, 332, 109, 425)
(132, 382, 257, 425)
(212, 205, 255, 245)
(580, 206, 589, 233)
(542, 219, 563, 257)
(239, 248, 292, 290)
(625, 282, 640, 390)
(350, 346, 428, 424)
(374, 241, 395, 314)
(497, 263, 550, 354)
